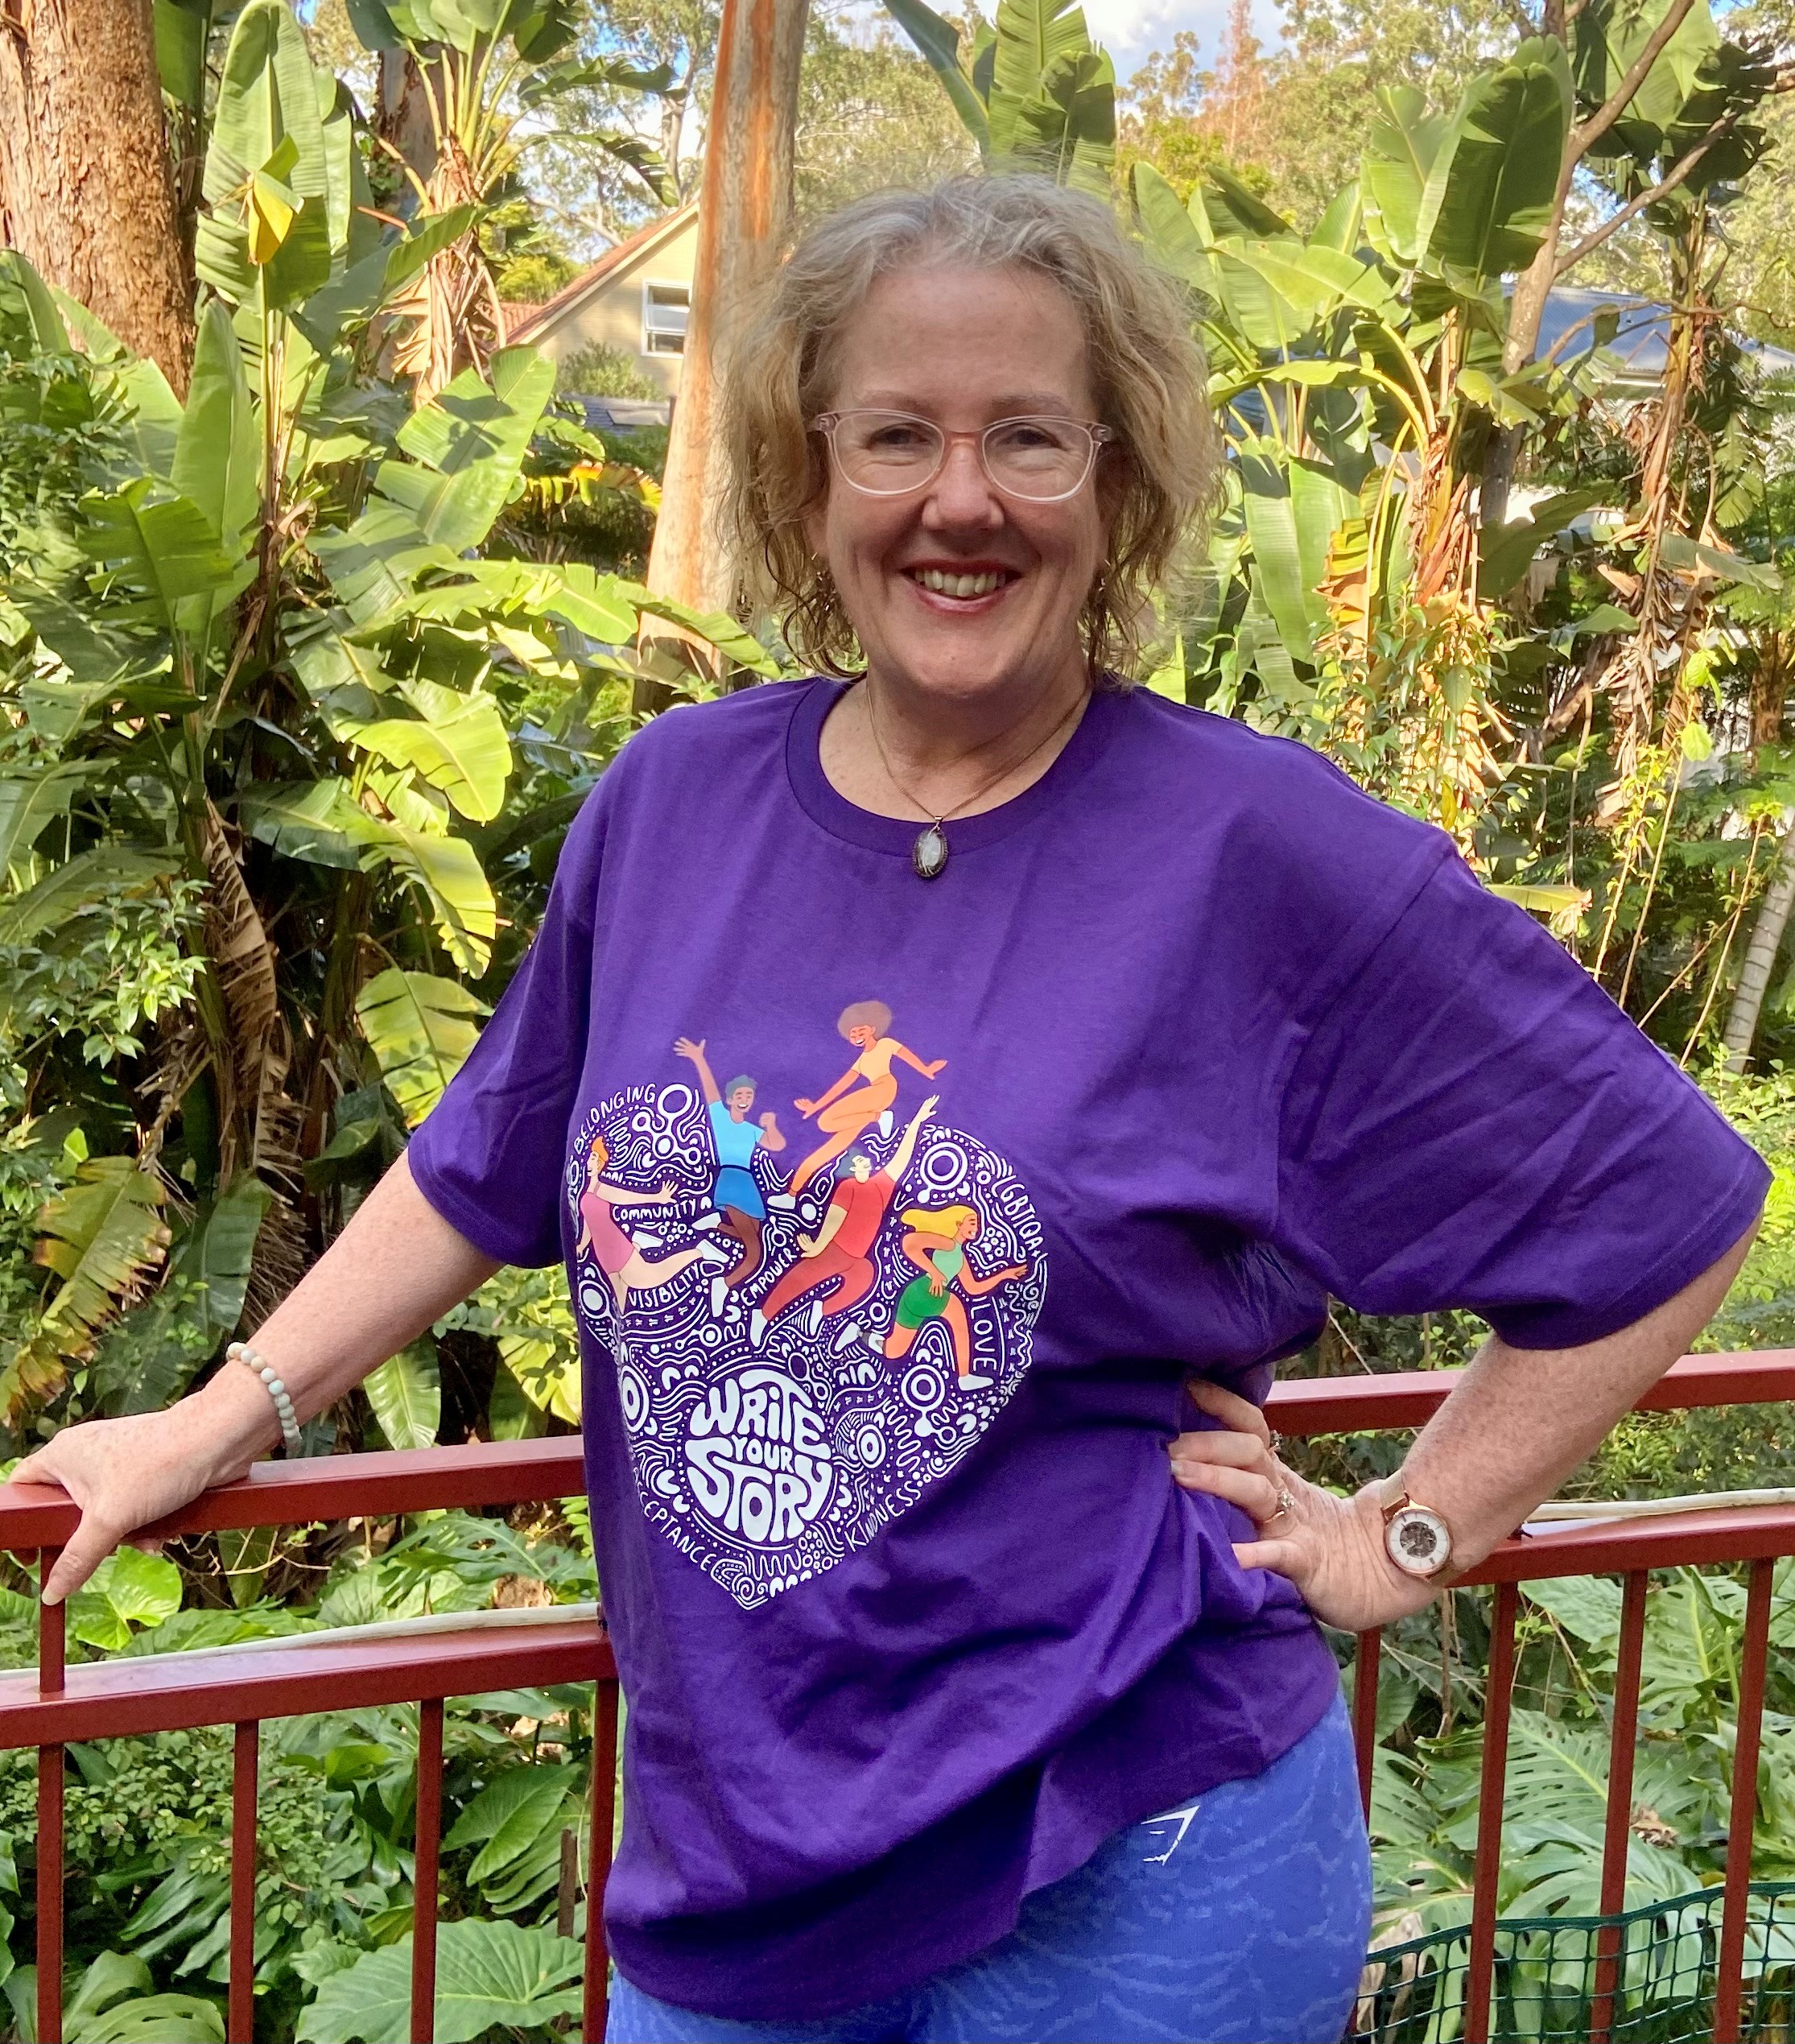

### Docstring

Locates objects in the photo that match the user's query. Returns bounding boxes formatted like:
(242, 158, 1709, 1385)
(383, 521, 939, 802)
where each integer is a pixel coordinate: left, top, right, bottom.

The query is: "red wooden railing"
(1, 1352, 1791, 2044)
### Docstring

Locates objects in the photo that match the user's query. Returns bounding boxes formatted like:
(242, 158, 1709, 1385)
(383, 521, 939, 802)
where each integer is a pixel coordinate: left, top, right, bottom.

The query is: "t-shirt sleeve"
(403, 791, 605, 1268)
(1272, 850, 1769, 1348)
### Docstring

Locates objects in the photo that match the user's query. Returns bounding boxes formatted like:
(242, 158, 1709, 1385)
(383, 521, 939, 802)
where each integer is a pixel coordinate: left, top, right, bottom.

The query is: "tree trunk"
(1750, 631, 1790, 756)
(0, 0, 192, 394)
(378, 47, 438, 190)
(1481, 240, 1561, 532)
(1723, 821, 1795, 1071)
(642, 0, 810, 688)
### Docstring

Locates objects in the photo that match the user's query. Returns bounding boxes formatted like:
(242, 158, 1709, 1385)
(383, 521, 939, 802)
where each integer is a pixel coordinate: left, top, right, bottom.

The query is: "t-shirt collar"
(783, 675, 1122, 860)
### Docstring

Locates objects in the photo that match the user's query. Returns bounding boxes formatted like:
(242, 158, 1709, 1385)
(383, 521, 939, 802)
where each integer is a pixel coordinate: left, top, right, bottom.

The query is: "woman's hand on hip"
(1170, 1380, 1438, 1633)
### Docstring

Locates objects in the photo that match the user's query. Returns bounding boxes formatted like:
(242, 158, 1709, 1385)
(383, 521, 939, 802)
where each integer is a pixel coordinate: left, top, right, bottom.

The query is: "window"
(642, 280, 689, 356)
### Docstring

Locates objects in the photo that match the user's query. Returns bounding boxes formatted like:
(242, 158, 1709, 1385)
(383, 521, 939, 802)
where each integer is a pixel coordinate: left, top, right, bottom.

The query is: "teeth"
(915, 568, 1002, 597)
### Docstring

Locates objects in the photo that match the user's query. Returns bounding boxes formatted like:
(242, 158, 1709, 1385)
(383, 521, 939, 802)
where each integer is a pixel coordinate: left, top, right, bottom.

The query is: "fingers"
(1185, 1377, 1272, 1445)
(10, 1447, 57, 1487)
(1173, 1458, 1284, 1521)
(1232, 1536, 1306, 1579)
(43, 1515, 126, 1604)
(1168, 1429, 1268, 1471)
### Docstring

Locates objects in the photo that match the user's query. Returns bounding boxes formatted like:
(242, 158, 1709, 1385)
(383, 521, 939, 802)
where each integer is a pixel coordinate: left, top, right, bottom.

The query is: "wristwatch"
(1380, 1480, 1455, 1579)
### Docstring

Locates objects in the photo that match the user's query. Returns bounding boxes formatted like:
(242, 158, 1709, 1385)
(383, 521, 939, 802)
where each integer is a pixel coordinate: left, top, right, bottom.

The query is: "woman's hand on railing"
(1170, 1379, 1438, 1633)
(11, 1373, 277, 1604)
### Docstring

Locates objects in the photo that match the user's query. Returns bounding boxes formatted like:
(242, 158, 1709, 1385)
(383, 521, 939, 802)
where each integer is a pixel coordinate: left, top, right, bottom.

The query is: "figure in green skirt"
(881, 1202, 1028, 1390)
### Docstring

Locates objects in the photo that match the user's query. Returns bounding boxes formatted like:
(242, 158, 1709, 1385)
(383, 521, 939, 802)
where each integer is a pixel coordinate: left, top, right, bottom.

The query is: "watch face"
(1385, 1505, 1451, 1577)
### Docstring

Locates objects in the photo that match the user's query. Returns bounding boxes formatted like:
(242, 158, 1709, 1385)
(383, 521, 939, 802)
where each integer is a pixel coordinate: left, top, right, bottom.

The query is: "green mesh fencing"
(1350, 1882, 1795, 2043)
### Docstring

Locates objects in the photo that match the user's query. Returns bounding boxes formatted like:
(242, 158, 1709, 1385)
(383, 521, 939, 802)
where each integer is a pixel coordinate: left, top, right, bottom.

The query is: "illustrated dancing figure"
(752, 1096, 936, 1350)
(675, 1036, 786, 1315)
(779, 1001, 946, 1200)
(576, 1133, 725, 1316)
(882, 1204, 1028, 1390)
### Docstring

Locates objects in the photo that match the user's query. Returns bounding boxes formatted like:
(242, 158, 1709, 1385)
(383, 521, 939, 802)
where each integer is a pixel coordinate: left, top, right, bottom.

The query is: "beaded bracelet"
(227, 1340, 303, 1456)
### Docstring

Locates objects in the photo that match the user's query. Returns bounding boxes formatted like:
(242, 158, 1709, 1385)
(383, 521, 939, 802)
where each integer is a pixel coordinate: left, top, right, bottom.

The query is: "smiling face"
(726, 1084, 756, 1118)
(804, 262, 1112, 712)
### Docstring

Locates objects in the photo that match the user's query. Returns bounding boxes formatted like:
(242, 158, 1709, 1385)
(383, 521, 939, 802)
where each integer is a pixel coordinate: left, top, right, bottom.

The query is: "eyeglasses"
(811, 409, 1114, 502)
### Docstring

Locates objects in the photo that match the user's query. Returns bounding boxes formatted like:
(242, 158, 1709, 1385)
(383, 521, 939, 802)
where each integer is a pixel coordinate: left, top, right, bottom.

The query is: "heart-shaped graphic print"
(567, 1084, 1046, 1610)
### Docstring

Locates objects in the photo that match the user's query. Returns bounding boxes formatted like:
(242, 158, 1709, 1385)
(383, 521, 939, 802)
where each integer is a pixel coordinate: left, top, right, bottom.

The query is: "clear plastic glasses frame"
(811, 409, 1115, 502)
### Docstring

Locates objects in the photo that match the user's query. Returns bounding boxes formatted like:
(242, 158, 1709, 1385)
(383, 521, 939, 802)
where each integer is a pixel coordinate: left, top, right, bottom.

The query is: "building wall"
(525, 215, 699, 396)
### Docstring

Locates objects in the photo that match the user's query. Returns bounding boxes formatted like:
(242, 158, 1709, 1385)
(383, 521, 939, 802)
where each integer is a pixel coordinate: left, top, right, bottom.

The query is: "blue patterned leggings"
(607, 1691, 1371, 2044)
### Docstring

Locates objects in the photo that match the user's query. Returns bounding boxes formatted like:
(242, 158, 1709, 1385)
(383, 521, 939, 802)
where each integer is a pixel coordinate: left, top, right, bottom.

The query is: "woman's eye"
(994, 422, 1067, 451)
(868, 426, 929, 450)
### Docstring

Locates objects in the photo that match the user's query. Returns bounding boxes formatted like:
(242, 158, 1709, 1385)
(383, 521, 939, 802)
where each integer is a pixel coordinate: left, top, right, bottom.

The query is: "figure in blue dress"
(675, 1037, 788, 1315)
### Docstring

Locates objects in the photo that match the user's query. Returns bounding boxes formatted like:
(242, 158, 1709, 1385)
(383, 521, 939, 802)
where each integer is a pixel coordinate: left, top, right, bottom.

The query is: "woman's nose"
(922, 436, 1003, 526)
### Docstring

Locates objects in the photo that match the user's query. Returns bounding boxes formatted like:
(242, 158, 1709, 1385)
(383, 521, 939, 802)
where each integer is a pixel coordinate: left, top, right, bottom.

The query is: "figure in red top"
(753, 1096, 937, 1350)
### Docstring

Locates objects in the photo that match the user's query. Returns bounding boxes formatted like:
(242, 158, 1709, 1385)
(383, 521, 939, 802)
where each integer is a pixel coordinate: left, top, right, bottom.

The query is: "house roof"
(1534, 286, 1795, 383)
(506, 202, 699, 345)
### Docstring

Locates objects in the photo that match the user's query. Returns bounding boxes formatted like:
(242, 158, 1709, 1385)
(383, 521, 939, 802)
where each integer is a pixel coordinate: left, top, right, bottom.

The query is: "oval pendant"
(912, 822, 949, 880)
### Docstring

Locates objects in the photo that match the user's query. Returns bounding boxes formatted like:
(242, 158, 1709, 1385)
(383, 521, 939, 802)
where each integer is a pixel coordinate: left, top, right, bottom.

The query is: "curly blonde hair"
(719, 176, 1222, 679)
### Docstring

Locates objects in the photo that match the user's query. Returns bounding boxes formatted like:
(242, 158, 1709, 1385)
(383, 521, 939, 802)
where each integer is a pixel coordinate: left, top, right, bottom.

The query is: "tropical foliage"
(6, 0, 1795, 2032)
(0, 0, 770, 1460)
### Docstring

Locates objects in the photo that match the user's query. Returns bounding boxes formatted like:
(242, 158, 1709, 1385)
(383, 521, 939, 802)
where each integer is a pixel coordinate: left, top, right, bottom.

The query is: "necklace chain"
(860, 681, 1089, 832)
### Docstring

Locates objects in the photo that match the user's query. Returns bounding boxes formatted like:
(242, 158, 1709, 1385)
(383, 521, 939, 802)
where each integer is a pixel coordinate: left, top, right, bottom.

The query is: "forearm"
(19, 1156, 502, 1600)
(188, 1155, 498, 1472)
(1399, 1222, 1757, 1573)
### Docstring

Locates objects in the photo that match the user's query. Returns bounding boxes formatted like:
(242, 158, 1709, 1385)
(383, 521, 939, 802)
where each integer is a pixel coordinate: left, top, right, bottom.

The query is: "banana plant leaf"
(1574, 0, 1721, 163)
(155, 0, 221, 110)
(0, 765, 94, 870)
(1203, 162, 1294, 242)
(355, 965, 488, 1123)
(239, 778, 381, 869)
(35, 1158, 169, 1353)
(1004, 47, 1116, 192)
(79, 480, 243, 633)
(1237, 439, 1314, 663)
(365, 1341, 441, 1450)
(1131, 163, 1215, 293)
(202, 2, 328, 208)
(1417, 41, 1571, 283)
(378, 349, 557, 555)
(881, 0, 991, 148)
(0, 847, 182, 948)
(349, 678, 514, 823)
(0, 249, 70, 354)
(1478, 483, 1611, 597)
(173, 1176, 271, 1340)
(987, 0, 1096, 156)
(1361, 85, 1450, 268)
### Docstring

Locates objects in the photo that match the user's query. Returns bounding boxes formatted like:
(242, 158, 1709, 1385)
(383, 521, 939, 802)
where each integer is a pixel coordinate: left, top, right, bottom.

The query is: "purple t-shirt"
(407, 678, 1766, 2017)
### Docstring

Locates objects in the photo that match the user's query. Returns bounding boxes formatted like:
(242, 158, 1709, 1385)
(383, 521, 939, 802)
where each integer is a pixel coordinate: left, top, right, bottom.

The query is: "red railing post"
(413, 1697, 444, 2044)
(38, 1554, 65, 2044)
(1715, 1557, 1773, 2044)
(1590, 1570, 1649, 2044)
(1352, 1629, 1381, 1821)
(1464, 1580, 1518, 2044)
(585, 1675, 620, 2044)
(229, 1722, 259, 2043)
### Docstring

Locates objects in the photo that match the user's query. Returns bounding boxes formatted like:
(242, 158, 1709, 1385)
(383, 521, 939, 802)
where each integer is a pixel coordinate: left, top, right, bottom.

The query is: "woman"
(785, 999, 947, 1195)
(882, 1202, 1029, 1388)
(14, 178, 1766, 2044)
(575, 1133, 722, 1315)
